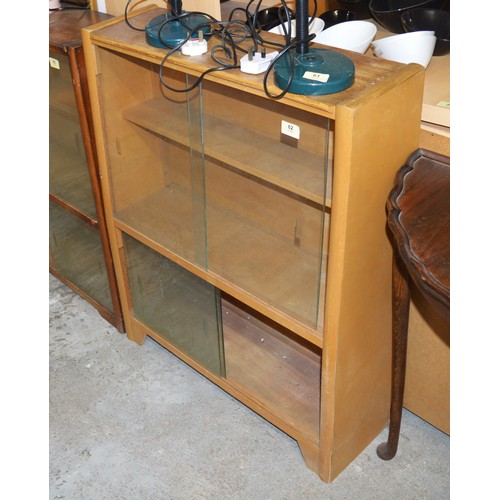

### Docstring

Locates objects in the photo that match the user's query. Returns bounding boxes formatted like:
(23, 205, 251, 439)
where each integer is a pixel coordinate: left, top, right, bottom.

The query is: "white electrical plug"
(181, 32, 208, 56)
(181, 38, 208, 56)
(240, 50, 279, 75)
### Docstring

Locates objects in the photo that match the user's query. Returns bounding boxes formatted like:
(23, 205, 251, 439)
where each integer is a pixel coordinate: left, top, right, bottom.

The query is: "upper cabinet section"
(94, 40, 331, 333)
(87, 7, 415, 115)
(49, 49, 97, 218)
(83, 6, 425, 346)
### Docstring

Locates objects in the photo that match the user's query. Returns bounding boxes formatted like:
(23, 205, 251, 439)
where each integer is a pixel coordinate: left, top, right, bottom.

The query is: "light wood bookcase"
(82, 6, 424, 482)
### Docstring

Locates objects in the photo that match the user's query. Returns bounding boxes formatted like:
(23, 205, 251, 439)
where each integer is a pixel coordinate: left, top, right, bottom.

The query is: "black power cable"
(123, 0, 318, 99)
(157, 17, 247, 93)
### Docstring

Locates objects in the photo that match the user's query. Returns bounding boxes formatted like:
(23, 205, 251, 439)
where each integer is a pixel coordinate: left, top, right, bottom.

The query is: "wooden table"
(377, 148, 450, 460)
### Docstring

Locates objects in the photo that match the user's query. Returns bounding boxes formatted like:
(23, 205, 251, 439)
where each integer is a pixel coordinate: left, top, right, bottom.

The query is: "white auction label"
(49, 57, 60, 70)
(281, 120, 300, 140)
(303, 71, 329, 83)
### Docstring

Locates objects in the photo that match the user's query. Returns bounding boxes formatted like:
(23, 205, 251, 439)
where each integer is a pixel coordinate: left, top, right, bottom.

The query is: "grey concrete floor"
(49, 274, 450, 499)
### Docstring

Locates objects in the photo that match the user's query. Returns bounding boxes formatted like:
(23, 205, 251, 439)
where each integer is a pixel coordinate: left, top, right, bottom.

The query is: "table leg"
(377, 252, 410, 460)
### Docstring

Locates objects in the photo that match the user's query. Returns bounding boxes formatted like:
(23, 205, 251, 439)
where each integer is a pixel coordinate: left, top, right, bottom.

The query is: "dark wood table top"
(387, 149, 450, 319)
(49, 8, 112, 50)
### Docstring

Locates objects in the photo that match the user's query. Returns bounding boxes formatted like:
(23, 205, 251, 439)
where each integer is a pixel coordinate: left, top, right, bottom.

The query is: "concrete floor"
(49, 274, 450, 499)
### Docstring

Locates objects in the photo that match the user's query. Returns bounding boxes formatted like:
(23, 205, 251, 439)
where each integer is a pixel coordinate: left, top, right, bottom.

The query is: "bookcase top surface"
(86, 7, 424, 116)
(50, 8, 112, 50)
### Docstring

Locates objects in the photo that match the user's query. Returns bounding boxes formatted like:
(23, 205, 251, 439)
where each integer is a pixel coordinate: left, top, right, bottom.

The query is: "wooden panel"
(405, 286, 450, 434)
(420, 125, 450, 156)
(422, 53, 450, 128)
(368, 20, 450, 432)
(319, 65, 425, 482)
(222, 296, 321, 443)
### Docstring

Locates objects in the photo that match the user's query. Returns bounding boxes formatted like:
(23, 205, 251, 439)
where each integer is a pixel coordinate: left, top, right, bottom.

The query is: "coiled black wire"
(124, 0, 318, 99)
(157, 17, 250, 93)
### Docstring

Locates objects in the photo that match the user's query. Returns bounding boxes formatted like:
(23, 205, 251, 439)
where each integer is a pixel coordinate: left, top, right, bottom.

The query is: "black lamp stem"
(296, 0, 309, 55)
(169, 0, 182, 16)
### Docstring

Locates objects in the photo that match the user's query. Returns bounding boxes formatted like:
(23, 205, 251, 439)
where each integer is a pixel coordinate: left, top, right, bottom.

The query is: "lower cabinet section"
(222, 297, 321, 443)
(121, 233, 321, 445)
(123, 234, 225, 377)
(49, 201, 114, 313)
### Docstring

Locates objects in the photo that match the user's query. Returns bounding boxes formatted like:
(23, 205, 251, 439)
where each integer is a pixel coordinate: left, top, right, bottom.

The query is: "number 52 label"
(281, 120, 300, 140)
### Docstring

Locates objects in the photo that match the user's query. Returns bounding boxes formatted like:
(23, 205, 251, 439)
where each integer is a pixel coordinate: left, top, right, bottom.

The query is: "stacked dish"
(368, 0, 446, 33)
(400, 8, 450, 56)
(371, 30, 436, 67)
(268, 17, 325, 37)
(319, 9, 358, 29)
(313, 20, 377, 53)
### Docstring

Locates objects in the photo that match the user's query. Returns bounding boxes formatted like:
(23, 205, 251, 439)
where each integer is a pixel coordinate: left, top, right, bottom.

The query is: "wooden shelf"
(115, 183, 326, 340)
(123, 98, 332, 208)
(129, 295, 321, 446)
(222, 296, 321, 443)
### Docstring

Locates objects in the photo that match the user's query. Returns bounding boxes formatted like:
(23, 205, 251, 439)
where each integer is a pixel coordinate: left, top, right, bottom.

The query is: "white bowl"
(312, 20, 377, 53)
(372, 30, 435, 46)
(371, 31, 436, 67)
(268, 17, 325, 37)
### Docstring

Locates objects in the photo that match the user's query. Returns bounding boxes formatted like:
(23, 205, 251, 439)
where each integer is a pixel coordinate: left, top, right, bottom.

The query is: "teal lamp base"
(273, 47, 355, 96)
(145, 12, 211, 48)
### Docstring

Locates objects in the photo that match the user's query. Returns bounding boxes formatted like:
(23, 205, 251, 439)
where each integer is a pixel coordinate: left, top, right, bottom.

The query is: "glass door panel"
(49, 201, 113, 311)
(97, 48, 207, 268)
(201, 81, 331, 328)
(49, 49, 96, 218)
(123, 234, 224, 376)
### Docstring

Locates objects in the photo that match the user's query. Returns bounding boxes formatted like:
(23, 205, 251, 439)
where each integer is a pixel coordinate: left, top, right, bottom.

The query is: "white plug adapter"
(181, 38, 208, 56)
(240, 51, 279, 75)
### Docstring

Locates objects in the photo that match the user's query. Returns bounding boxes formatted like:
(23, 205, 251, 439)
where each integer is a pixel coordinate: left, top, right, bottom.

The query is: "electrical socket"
(240, 51, 279, 75)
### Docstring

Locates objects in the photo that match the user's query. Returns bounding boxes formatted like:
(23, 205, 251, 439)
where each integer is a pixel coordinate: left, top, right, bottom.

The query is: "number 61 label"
(304, 71, 329, 83)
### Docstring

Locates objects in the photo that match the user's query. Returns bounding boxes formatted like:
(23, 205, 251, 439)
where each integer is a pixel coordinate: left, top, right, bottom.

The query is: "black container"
(401, 8, 450, 55)
(369, 0, 446, 33)
(320, 9, 357, 29)
(251, 6, 296, 31)
(320, 0, 372, 20)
